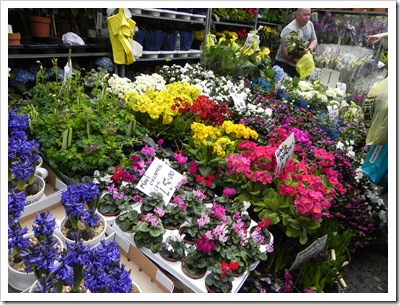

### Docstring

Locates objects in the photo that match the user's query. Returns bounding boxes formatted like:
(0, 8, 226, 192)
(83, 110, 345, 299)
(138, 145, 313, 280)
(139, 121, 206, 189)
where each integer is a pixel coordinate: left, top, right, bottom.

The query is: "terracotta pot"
(179, 226, 197, 245)
(181, 256, 206, 279)
(8, 33, 21, 45)
(205, 282, 233, 293)
(371, 8, 387, 12)
(159, 251, 184, 262)
(28, 15, 51, 38)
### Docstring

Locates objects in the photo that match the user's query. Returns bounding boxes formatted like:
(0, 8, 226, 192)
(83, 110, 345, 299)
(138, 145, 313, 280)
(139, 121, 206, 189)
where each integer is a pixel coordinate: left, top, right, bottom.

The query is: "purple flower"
(8, 190, 26, 224)
(222, 187, 236, 199)
(174, 153, 188, 166)
(32, 211, 56, 238)
(80, 182, 100, 203)
(81, 209, 100, 227)
(8, 222, 30, 250)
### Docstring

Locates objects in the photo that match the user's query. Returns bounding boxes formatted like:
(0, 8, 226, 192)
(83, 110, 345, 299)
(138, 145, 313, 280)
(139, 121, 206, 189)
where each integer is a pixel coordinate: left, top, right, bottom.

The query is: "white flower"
(336, 141, 345, 149)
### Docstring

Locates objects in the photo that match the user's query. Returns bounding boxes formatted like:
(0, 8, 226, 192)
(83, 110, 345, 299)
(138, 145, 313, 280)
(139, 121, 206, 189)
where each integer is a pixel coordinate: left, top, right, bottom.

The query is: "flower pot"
(181, 256, 207, 279)
(143, 31, 165, 51)
(8, 257, 36, 291)
(29, 280, 91, 293)
(25, 175, 46, 206)
(159, 250, 184, 263)
(8, 233, 64, 291)
(179, 226, 197, 245)
(28, 15, 51, 38)
(131, 281, 142, 293)
(134, 30, 146, 45)
(179, 32, 194, 51)
(8, 33, 21, 45)
(161, 32, 178, 51)
(205, 282, 233, 293)
(58, 212, 107, 247)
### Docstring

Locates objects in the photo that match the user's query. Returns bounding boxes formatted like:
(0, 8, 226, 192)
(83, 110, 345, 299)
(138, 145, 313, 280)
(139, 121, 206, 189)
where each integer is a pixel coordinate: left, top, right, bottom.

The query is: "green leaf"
(306, 220, 321, 230)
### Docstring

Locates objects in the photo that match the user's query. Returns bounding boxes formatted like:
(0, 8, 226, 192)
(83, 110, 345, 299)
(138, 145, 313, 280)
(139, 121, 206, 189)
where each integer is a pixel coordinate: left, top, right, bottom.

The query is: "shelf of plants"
(7, 6, 389, 298)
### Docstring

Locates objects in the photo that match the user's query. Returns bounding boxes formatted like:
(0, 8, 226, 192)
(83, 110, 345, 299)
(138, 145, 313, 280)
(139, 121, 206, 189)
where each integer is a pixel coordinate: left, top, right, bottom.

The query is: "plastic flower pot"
(179, 32, 194, 51)
(143, 31, 165, 51)
(134, 30, 146, 45)
(161, 32, 178, 51)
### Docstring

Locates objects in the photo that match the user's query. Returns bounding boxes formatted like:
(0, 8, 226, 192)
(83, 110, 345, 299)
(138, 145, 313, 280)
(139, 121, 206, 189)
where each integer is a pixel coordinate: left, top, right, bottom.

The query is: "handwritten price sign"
(274, 132, 295, 177)
(136, 157, 183, 204)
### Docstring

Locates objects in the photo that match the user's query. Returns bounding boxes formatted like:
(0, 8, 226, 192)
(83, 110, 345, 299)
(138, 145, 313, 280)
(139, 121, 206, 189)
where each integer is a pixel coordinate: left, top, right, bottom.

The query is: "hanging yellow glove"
(107, 8, 136, 65)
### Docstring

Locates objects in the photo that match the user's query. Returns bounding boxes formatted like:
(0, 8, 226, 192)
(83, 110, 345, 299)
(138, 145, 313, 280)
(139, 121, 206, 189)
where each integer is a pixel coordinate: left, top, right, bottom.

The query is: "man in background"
(275, 8, 317, 78)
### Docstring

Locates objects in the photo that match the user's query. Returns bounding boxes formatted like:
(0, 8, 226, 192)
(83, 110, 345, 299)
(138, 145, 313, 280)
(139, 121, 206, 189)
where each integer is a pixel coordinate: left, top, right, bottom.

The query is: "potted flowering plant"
(159, 231, 187, 262)
(205, 261, 239, 293)
(8, 108, 43, 205)
(115, 208, 141, 233)
(184, 120, 258, 184)
(124, 80, 201, 139)
(249, 218, 272, 245)
(20, 212, 64, 285)
(29, 239, 133, 293)
(133, 212, 165, 253)
(140, 191, 166, 213)
(8, 190, 36, 291)
(284, 30, 309, 60)
(181, 235, 216, 279)
(17, 61, 142, 181)
(59, 181, 106, 245)
(161, 196, 188, 230)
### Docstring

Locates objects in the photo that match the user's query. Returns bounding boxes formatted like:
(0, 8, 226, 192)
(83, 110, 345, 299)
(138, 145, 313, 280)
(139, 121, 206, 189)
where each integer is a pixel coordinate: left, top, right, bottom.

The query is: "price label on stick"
(289, 234, 328, 271)
(274, 132, 295, 177)
(136, 157, 183, 204)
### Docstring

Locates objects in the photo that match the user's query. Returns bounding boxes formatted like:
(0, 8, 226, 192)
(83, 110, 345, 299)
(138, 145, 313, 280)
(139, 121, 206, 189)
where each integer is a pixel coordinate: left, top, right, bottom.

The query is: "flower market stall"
(5, 5, 393, 302)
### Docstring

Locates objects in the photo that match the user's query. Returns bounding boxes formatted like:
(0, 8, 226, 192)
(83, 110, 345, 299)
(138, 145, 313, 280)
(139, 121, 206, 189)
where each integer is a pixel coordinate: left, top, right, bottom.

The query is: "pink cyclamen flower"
(174, 153, 188, 166)
(154, 207, 165, 217)
(140, 145, 155, 157)
(222, 187, 236, 199)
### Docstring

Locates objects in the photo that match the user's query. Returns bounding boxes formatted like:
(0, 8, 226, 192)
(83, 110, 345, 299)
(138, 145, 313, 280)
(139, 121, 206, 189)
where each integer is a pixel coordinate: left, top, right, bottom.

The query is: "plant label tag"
(274, 132, 295, 177)
(96, 12, 103, 29)
(336, 82, 346, 93)
(230, 92, 246, 111)
(320, 68, 340, 88)
(289, 234, 328, 271)
(136, 157, 183, 204)
(327, 105, 339, 124)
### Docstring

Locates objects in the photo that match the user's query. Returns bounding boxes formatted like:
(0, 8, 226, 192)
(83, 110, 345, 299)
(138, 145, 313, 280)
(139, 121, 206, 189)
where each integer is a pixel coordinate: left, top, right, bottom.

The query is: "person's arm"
(307, 38, 317, 52)
(366, 32, 388, 44)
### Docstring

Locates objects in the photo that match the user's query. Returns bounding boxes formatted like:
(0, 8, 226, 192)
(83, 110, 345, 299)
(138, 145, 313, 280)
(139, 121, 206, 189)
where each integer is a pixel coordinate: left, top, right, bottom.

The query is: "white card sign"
(320, 68, 340, 88)
(230, 92, 246, 111)
(327, 105, 339, 125)
(136, 157, 183, 204)
(289, 234, 328, 271)
(274, 132, 295, 177)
